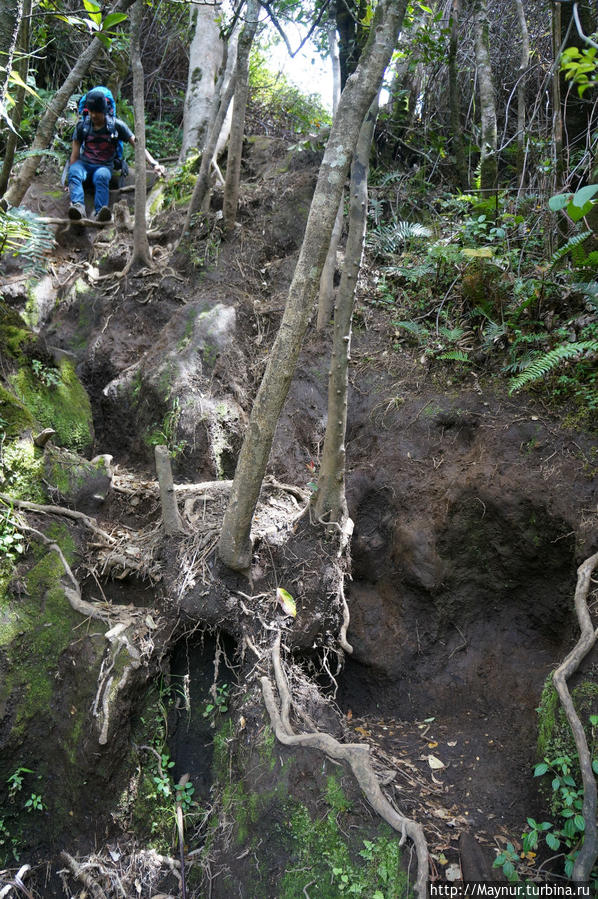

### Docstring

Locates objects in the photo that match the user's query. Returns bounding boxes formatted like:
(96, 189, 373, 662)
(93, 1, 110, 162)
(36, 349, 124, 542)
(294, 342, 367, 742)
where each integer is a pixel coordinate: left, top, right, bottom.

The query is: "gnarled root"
(552, 550, 598, 881)
(261, 633, 429, 897)
(60, 852, 109, 899)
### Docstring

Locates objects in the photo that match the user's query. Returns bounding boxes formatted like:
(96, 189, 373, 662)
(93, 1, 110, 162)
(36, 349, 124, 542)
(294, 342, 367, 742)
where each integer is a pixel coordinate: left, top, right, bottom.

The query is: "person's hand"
(153, 162, 166, 178)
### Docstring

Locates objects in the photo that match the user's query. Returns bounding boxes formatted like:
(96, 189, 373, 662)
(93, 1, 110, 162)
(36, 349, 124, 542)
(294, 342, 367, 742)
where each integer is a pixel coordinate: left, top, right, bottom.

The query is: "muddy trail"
(1, 137, 597, 898)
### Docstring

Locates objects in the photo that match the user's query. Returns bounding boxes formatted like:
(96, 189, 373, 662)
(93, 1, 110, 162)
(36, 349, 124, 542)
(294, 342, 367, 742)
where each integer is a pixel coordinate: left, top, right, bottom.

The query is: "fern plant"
(367, 221, 432, 258)
(509, 340, 598, 393)
(0, 207, 53, 273)
(549, 231, 592, 268)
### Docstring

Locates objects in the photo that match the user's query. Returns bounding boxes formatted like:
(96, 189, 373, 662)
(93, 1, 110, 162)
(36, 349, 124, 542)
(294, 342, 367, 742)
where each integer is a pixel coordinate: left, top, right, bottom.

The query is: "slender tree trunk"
(181, 2, 226, 159)
(0, 0, 22, 124)
(129, 0, 152, 270)
(448, 0, 467, 189)
(317, 12, 344, 330)
(552, 2, 564, 191)
(314, 96, 378, 524)
(472, 0, 497, 192)
(0, 0, 31, 197)
(218, 0, 408, 572)
(513, 0, 530, 178)
(178, 75, 237, 242)
(222, 0, 260, 234)
(3, 0, 136, 208)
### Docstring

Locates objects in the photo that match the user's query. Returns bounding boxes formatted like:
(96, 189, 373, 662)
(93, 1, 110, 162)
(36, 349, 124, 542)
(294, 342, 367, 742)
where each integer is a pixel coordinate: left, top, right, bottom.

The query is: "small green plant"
(7, 767, 32, 800)
(31, 358, 61, 388)
(175, 779, 195, 812)
(0, 509, 26, 565)
(24, 793, 44, 813)
(203, 683, 230, 719)
(494, 750, 598, 887)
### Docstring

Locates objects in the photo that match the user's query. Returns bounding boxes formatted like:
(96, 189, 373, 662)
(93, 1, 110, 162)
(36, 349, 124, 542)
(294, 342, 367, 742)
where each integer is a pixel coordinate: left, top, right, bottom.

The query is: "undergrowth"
(362, 183, 598, 427)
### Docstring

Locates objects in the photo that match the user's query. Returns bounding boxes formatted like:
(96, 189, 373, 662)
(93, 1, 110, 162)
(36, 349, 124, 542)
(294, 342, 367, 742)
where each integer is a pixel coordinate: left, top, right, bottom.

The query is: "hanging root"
(261, 633, 429, 897)
(552, 550, 598, 881)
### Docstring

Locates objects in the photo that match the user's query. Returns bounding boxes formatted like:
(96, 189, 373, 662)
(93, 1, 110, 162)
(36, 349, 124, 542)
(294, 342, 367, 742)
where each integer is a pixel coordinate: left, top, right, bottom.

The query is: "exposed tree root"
(0, 493, 117, 544)
(552, 550, 598, 882)
(60, 851, 109, 899)
(0, 865, 33, 899)
(261, 633, 429, 897)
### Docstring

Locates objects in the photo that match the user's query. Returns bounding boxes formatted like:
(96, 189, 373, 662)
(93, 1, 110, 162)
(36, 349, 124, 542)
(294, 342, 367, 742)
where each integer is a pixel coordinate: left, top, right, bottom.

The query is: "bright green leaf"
(101, 12, 128, 29)
(571, 184, 598, 209)
(548, 193, 572, 212)
(276, 587, 297, 618)
(545, 832, 560, 851)
(534, 763, 549, 776)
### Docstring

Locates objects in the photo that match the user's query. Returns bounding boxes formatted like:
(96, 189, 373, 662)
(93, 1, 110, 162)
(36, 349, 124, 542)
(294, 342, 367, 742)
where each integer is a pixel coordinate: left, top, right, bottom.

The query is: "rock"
(102, 301, 248, 480)
(43, 445, 112, 511)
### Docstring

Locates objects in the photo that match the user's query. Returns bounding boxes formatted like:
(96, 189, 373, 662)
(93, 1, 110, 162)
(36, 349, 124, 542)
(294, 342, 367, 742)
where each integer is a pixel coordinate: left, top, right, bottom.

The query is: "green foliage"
(145, 397, 184, 458)
(494, 754, 598, 888)
(249, 48, 331, 138)
(561, 45, 598, 97)
(0, 207, 53, 275)
(278, 787, 410, 899)
(202, 683, 230, 719)
(509, 340, 598, 394)
(0, 507, 25, 566)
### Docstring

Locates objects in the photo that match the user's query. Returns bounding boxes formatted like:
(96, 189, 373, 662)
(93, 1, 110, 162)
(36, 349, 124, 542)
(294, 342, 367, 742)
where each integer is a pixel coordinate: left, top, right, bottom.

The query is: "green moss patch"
(9, 358, 93, 454)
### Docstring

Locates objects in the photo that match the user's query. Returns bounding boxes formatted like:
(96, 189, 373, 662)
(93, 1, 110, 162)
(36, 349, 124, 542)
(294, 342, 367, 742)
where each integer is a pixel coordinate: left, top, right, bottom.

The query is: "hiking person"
(66, 88, 165, 222)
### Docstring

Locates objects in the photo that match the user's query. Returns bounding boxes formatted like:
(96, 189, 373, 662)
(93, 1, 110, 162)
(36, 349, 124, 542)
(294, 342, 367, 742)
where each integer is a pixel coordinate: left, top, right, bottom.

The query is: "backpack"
(77, 86, 128, 177)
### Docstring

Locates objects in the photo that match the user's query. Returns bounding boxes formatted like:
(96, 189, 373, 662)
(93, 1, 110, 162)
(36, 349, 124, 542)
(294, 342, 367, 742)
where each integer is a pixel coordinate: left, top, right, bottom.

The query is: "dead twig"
(60, 851, 108, 899)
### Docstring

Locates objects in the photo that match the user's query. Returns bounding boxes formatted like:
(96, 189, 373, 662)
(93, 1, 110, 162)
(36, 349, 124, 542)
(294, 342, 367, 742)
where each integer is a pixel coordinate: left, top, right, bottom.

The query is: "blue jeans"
(68, 160, 112, 213)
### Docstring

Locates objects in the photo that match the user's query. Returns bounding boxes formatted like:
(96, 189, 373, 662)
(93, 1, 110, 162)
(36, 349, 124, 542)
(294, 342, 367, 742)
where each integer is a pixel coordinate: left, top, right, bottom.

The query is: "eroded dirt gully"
(3, 136, 597, 891)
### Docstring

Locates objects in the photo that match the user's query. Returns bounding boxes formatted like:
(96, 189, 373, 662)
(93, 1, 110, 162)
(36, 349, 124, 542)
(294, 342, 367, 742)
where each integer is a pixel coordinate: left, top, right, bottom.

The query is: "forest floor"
(1, 139, 597, 896)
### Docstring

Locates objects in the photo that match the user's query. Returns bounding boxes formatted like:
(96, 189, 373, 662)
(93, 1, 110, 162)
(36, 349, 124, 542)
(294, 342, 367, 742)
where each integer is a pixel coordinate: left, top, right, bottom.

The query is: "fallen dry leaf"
(428, 754, 446, 770)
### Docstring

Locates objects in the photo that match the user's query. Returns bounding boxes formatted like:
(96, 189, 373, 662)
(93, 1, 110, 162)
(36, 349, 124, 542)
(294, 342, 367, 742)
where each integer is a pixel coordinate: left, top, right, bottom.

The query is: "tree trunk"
(448, 0, 467, 189)
(314, 96, 378, 524)
(218, 0, 408, 572)
(129, 0, 152, 270)
(3, 0, 136, 208)
(317, 13, 343, 331)
(552, 2, 564, 191)
(513, 0, 530, 178)
(181, 2, 227, 159)
(0, 0, 31, 198)
(0, 0, 22, 126)
(222, 0, 260, 234)
(472, 0, 497, 193)
(178, 69, 237, 242)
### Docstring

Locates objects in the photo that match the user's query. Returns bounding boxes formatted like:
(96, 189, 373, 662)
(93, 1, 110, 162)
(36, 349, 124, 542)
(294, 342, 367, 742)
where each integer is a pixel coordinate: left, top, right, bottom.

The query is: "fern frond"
(368, 221, 432, 257)
(0, 207, 53, 273)
(437, 350, 470, 363)
(394, 320, 430, 338)
(549, 230, 592, 268)
(509, 340, 598, 393)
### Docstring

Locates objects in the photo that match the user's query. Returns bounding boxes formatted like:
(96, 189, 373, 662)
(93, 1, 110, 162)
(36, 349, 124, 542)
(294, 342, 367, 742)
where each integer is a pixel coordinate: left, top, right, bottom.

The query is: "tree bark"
(0, 0, 31, 198)
(317, 12, 343, 331)
(472, 0, 497, 192)
(0, 0, 22, 130)
(314, 96, 378, 524)
(218, 0, 408, 572)
(448, 0, 467, 189)
(3, 0, 136, 208)
(222, 0, 260, 234)
(181, 2, 226, 160)
(513, 0, 530, 178)
(552, 2, 564, 191)
(129, 0, 152, 270)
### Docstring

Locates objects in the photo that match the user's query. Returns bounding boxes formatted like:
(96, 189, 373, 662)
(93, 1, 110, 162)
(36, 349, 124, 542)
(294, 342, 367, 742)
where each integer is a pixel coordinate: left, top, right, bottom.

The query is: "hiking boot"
(95, 206, 111, 223)
(68, 203, 86, 221)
